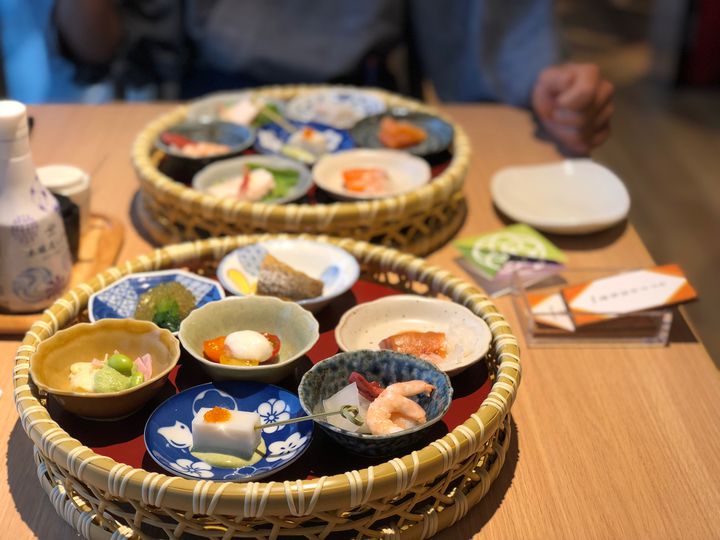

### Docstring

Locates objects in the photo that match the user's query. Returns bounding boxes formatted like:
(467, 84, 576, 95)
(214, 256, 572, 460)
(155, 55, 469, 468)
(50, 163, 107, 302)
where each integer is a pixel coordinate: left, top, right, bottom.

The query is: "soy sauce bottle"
(0, 100, 72, 312)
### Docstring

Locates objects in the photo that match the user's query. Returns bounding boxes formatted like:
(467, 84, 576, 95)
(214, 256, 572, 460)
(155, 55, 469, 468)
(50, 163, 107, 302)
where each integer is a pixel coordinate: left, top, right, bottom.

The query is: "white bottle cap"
(0, 100, 28, 142)
(37, 165, 92, 233)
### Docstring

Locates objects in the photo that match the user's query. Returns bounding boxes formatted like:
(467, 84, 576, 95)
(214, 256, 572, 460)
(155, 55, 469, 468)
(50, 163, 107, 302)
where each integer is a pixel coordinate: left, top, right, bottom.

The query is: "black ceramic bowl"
(155, 120, 255, 184)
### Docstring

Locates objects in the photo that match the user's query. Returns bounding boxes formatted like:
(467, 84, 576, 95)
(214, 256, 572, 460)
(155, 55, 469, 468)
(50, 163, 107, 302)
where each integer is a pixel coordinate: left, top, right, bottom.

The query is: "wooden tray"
(0, 213, 124, 334)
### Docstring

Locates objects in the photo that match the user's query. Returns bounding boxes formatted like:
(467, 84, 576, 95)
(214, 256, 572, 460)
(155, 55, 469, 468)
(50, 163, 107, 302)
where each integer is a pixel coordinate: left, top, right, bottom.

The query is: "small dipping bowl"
(155, 120, 255, 184)
(298, 350, 453, 457)
(178, 296, 319, 383)
(29, 319, 180, 420)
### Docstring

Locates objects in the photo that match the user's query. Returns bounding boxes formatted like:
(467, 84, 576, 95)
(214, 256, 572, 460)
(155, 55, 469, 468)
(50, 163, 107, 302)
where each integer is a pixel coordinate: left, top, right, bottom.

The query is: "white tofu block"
(191, 407, 261, 459)
(323, 382, 363, 433)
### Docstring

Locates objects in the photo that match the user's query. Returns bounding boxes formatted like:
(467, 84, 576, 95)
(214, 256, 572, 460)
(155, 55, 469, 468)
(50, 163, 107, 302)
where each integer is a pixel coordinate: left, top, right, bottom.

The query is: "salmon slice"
(342, 168, 389, 194)
(379, 331, 447, 364)
(378, 117, 427, 149)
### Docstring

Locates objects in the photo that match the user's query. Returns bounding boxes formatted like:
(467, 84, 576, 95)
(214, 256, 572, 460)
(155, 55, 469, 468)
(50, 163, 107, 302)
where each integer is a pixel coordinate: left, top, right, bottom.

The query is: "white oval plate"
(335, 295, 492, 376)
(217, 239, 360, 313)
(313, 149, 431, 200)
(490, 159, 631, 235)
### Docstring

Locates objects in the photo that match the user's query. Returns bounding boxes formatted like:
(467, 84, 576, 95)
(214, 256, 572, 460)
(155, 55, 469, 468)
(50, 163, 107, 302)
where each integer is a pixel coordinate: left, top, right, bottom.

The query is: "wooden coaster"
(0, 213, 124, 335)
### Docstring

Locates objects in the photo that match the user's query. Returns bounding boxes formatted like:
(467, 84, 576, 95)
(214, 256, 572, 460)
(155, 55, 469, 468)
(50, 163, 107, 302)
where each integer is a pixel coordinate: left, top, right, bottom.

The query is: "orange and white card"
(562, 264, 697, 327)
(527, 291, 576, 332)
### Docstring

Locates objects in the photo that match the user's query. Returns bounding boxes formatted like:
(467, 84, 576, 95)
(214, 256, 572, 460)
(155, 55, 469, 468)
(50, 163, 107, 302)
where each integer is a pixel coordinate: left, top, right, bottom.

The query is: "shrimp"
(365, 380, 436, 435)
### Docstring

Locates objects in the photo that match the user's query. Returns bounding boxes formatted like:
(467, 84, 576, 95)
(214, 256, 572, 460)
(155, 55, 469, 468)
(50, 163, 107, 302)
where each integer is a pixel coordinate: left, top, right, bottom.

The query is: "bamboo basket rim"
(13, 234, 521, 520)
(131, 84, 471, 226)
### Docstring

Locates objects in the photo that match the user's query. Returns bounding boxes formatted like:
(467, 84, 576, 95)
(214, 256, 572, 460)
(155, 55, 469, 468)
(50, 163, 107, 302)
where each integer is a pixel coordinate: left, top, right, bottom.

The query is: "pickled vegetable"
(134, 282, 195, 332)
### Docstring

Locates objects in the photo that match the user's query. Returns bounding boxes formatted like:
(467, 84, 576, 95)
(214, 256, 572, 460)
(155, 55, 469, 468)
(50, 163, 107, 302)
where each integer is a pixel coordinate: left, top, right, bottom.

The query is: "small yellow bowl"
(30, 319, 180, 419)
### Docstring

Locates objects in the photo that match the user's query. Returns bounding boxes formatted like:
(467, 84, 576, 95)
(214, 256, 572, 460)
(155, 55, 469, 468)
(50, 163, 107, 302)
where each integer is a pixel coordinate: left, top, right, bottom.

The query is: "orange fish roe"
(204, 406, 232, 423)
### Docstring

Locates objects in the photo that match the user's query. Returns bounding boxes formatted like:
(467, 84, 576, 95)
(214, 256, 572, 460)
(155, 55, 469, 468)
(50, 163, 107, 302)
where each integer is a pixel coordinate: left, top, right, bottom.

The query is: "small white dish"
(490, 159, 631, 235)
(313, 149, 431, 200)
(217, 239, 360, 313)
(335, 295, 492, 376)
(192, 155, 313, 204)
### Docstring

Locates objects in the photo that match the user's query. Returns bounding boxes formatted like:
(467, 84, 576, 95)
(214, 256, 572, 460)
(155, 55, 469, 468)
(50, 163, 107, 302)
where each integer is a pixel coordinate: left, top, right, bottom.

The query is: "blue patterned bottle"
(0, 100, 72, 312)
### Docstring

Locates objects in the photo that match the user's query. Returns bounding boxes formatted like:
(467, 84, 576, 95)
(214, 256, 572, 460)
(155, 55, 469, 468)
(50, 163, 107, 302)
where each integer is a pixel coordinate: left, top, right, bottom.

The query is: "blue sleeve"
(409, 0, 562, 106)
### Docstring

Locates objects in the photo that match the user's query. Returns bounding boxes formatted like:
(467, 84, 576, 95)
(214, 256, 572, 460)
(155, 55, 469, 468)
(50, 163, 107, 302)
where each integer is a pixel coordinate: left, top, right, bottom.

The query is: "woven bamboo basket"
(131, 86, 470, 255)
(14, 234, 520, 539)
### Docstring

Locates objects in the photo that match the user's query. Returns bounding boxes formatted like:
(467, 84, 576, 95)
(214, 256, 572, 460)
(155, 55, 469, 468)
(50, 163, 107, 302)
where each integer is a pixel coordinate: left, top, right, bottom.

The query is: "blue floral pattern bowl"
(89, 270, 225, 333)
(145, 381, 313, 482)
(298, 350, 453, 457)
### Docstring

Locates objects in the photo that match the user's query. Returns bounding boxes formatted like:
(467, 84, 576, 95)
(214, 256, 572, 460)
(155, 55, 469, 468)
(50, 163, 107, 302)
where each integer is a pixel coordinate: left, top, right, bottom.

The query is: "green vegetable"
(108, 353, 134, 375)
(93, 366, 131, 393)
(251, 103, 282, 128)
(129, 372, 145, 387)
(152, 297, 182, 332)
(246, 163, 300, 201)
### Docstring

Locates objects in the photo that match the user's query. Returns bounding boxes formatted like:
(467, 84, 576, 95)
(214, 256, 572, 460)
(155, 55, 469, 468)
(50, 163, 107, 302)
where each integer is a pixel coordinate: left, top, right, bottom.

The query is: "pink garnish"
(349, 372, 384, 401)
(239, 166, 251, 195)
(134, 353, 153, 381)
(91, 358, 105, 368)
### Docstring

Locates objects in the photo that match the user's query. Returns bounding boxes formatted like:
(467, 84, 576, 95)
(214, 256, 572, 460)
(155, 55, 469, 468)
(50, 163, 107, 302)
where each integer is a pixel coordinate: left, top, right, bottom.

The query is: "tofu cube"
(191, 407, 262, 459)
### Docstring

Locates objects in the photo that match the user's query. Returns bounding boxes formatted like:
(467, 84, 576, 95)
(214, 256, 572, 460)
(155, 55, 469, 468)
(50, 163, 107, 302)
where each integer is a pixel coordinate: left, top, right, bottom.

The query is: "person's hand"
(531, 63, 614, 155)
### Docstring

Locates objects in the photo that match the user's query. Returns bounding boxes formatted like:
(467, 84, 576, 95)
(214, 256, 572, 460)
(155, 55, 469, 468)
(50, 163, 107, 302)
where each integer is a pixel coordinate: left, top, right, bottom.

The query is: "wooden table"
(2, 104, 719, 539)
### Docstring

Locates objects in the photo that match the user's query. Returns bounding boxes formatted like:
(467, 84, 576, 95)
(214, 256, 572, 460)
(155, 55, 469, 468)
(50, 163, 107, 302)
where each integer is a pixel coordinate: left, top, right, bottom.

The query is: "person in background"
(53, 0, 613, 154)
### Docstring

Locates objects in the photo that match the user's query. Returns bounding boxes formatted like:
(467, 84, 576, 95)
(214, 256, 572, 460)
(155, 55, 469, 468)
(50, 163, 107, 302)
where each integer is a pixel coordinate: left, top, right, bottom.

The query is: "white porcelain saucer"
(490, 159, 631, 235)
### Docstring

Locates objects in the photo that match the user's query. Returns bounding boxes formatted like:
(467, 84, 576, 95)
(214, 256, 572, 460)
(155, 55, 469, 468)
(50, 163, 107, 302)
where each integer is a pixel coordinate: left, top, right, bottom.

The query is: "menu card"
(455, 224, 566, 296)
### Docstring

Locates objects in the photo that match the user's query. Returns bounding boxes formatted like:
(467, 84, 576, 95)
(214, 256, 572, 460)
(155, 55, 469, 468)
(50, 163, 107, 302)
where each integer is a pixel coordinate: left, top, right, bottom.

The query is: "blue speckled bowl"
(298, 350, 452, 457)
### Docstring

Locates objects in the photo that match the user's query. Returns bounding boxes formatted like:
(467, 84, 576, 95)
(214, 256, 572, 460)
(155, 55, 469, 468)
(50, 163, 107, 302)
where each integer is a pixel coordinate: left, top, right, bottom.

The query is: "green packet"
(454, 224, 567, 279)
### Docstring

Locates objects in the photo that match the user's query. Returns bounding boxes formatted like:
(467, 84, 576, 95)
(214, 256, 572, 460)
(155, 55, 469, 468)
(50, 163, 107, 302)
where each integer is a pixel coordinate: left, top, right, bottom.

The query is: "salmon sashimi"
(378, 331, 448, 365)
(342, 168, 389, 194)
(378, 116, 427, 149)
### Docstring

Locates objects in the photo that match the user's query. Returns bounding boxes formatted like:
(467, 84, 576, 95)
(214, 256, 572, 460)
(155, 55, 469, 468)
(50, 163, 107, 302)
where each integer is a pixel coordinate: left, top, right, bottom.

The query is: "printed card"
(562, 264, 697, 326)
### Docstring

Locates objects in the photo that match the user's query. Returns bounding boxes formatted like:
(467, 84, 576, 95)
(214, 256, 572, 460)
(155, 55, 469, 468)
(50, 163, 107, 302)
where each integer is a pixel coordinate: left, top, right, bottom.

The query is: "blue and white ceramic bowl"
(89, 270, 225, 333)
(254, 121, 353, 164)
(145, 381, 313, 482)
(217, 239, 360, 313)
(286, 90, 387, 129)
(298, 350, 453, 457)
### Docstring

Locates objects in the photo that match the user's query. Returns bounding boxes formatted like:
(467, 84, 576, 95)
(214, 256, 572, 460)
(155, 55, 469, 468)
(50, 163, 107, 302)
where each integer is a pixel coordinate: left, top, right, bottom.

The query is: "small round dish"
(145, 381, 313, 481)
(490, 159, 631, 235)
(155, 120, 255, 183)
(88, 270, 225, 334)
(191, 154, 313, 205)
(298, 350, 452, 457)
(178, 296, 320, 383)
(335, 295, 492, 376)
(186, 91, 286, 125)
(217, 239, 360, 313)
(350, 110, 454, 159)
(254, 121, 353, 164)
(30, 319, 180, 419)
(286, 89, 386, 129)
(313, 148, 432, 200)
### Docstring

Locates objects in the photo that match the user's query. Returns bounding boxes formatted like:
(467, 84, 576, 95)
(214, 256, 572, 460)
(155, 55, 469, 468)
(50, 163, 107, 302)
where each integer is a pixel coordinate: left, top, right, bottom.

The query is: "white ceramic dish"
(490, 159, 631, 235)
(191, 154, 313, 204)
(186, 91, 285, 124)
(335, 295, 492, 376)
(313, 149, 432, 200)
(178, 296, 319, 383)
(217, 239, 360, 313)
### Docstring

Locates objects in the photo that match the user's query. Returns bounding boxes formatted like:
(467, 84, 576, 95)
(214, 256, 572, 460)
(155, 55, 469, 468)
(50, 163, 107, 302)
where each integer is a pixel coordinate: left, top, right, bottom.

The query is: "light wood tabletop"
(2, 104, 718, 539)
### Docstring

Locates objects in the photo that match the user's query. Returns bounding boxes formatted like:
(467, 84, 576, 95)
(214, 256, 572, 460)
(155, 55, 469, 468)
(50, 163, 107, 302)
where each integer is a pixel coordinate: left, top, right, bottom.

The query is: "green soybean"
(108, 353, 134, 375)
